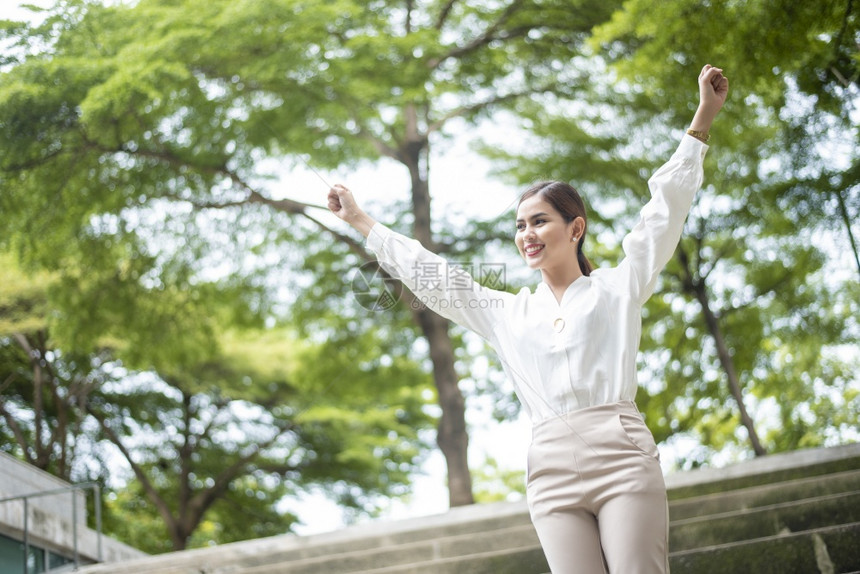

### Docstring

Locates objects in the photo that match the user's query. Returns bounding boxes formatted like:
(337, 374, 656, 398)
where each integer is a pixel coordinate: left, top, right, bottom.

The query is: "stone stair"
(79, 443, 860, 574)
(78, 499, 547, 574)
(665, 443, 860, 573)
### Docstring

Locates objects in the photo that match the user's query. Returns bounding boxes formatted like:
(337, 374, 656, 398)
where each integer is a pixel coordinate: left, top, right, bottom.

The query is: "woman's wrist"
(686, 128, 710, 143)
(349, 211, 377, 238)
(689, 106, 717, 141)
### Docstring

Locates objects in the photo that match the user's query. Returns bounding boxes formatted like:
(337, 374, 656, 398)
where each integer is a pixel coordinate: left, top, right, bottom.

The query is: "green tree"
(88, 329, 432, 551)
(0, 0, 627, 506)
(597, 0, 859, 462)
(0, 254, 102, 480)
(0, 248, 433, 550)
(472, 456, 526, 504)
(486, 0, 859, 463)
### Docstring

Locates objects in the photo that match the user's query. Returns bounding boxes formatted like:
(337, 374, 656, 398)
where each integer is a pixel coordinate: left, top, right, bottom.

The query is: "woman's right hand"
(328, 184, 377, 237)
(327, 184, 357, 221)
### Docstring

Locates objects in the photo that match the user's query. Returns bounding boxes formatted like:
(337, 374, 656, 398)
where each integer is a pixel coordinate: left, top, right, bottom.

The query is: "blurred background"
(0, 0, 857, 556)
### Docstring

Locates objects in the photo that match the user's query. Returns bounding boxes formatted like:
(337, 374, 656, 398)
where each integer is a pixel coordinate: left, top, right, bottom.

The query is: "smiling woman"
(515, 180, 592, 301)
(326, 63, 728, 574)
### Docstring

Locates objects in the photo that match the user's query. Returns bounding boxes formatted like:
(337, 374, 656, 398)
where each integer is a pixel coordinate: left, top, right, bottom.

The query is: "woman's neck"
(541, 266, 583, 304)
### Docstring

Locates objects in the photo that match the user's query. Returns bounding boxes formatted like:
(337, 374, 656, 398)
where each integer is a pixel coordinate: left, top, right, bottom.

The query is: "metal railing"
(0, 482, 103, 573)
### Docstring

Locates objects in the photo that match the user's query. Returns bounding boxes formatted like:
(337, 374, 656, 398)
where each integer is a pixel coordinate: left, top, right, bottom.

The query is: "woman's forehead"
(516, 195, 558, 219)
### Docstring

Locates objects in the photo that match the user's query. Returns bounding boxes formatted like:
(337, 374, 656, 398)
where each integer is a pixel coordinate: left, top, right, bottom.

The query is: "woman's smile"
(524, 243, 545, 257)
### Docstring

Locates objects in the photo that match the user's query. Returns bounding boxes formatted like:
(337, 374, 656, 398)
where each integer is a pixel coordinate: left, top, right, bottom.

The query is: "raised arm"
(327, 183, 512, 340)
(616, 64, 729, 303)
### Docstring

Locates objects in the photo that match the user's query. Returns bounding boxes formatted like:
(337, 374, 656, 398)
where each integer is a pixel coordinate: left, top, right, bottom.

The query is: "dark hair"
(518, 181, 593, 276)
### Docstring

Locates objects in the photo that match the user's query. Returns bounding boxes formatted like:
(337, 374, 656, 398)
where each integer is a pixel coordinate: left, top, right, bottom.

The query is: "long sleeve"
(617, 134, 708, 304)
(360, 135, 709, 423)
(365, 224, 513, 340)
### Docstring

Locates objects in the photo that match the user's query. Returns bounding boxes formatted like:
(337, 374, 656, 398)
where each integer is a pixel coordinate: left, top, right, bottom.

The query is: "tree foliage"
(597, 0, 860, 463)
(486, 0, 859, 465)
(0, 245, 433, 550)
(0, 255, 103, 480)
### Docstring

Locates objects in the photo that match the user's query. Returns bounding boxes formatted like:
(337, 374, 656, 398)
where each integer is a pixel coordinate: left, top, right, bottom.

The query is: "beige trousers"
(527, 400, 669, 574)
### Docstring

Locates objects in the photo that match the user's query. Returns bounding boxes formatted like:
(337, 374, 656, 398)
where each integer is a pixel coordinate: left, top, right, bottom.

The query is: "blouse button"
(553, 317, 565, 333)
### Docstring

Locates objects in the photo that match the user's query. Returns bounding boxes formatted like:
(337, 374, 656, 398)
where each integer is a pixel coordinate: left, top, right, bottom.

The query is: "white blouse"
(366, 135, 708, 423)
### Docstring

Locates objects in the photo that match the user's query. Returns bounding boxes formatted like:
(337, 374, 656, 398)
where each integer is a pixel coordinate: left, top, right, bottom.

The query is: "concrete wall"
(0, 451, 85, 525)
(0, 452, 146, 564)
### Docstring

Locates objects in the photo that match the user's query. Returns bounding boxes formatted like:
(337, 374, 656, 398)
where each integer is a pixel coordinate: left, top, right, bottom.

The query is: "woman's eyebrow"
(515, 211, 550, 224)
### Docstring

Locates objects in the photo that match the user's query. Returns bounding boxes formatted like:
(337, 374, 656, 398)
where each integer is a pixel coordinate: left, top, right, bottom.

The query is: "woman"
(327, 64, 729, 573)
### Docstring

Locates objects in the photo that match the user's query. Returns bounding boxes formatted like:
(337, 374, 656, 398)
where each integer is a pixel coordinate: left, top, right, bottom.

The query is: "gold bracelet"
(686, 128, 710, 143)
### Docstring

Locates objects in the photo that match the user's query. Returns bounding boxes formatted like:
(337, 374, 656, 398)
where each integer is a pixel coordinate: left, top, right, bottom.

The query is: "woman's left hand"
(690, 64, 729, 134)
(699, 64, 729, 114)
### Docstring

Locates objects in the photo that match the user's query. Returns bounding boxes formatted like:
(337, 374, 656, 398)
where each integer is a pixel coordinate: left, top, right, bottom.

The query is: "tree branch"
(357, 125, 403, 162)
(108, 141, 328, 214)
(301, 211, 377, 263)
(435, 0, 458, 30)
(89, 407, 177, 532)
(427, 85, 554, 134)
(179, 392, 193, 520)
(0, 373, 15, 394)
(428, 0, 526, 68)
(181, 189, 326, 214)
(104, 140, 376, 267)
(831, 0, 856, 86)
(39, 330, 70, 478)
(91, 139, 329, 214)
(186, 420, 297, 526)
(405, 0, 414, 34)
(0, 397, 33, 464)
(834, 186, 860, 280)
(698, 239, 734, 281)
(12, 333, 48, 466)
(2, 148, 65, 172)
(719, 265, 795, 319)
(93, 136, 386, 289)
(676, 245, 767, 456)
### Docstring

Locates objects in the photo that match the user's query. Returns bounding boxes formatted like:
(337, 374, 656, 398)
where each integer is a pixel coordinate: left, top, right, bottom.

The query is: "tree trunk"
(89, 408, 189, 549)
(401, 108, 475, 506)
(677, 246, 767, 456)
(177, 391, 194, 550)
(834, 186, 860, 280)
(415, 308, 474, 506)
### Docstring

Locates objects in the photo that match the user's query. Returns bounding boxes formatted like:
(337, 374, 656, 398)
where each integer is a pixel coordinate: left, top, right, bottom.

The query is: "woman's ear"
(571, 217, 585, 240)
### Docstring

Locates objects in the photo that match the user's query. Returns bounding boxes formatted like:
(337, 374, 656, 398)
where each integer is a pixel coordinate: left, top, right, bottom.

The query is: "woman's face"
(515, 195, 580, 272)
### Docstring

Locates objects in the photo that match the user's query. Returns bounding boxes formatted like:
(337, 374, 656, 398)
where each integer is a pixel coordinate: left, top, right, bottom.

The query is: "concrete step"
(241, 522, 540, 574)
(669, 521, 860, 574)
(76, 501, 534, 574)
(670, 489, 860, 551)
(345, 544, 548, 574)
(212, 505, 535, 574)
(74, 444, 860, 574)
(669, 468, 860, 521)
(665, 443, 860, 500)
